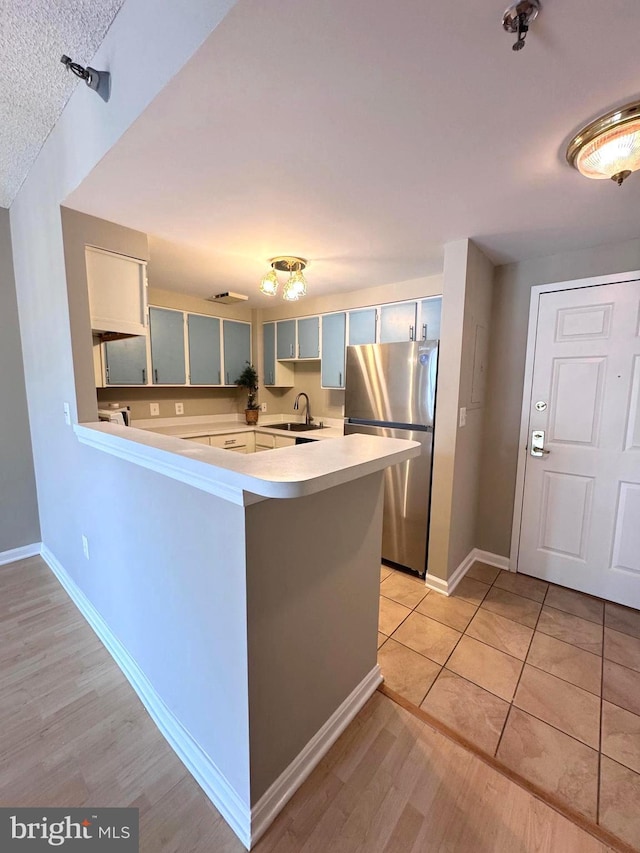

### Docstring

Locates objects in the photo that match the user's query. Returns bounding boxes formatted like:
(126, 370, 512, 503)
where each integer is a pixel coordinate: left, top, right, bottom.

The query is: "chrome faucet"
(293, 392, 312, 425)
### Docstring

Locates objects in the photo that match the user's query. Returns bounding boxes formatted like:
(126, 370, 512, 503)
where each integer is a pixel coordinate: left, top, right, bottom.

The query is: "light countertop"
(75, 421, 419, 505)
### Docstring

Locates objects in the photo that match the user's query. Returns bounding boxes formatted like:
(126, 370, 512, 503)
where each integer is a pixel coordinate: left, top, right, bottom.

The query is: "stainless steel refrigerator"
(344, 340, 438, 576)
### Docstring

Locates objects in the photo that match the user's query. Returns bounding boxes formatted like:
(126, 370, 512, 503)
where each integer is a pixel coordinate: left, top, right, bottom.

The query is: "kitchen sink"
(270, 422, 326, 432)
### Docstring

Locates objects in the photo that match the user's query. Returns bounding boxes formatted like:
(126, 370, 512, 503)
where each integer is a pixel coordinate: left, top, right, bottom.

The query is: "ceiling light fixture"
(260, 257, 308, 300)
(566, 100, 640, 186)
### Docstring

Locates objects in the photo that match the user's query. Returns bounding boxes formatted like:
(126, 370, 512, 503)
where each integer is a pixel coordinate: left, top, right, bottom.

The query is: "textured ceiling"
(0, 0, 125, 208)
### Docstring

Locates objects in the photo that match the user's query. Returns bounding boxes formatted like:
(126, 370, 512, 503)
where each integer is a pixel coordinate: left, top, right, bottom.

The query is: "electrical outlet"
(260, 403, 267, 413)
(175, 402, 184, 415)
(82, 535, 90, 560)
(459, 406, 467, 428)
(63, 402, 71, 426)
(150, 403, 160, 417)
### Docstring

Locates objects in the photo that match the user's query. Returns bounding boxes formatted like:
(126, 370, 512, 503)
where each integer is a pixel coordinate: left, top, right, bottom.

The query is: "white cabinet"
(209, 432, 256, 453)
(86, 246, 148, 336)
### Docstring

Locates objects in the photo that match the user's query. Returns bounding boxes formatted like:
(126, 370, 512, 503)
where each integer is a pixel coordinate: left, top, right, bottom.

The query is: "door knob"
(531, 429, 551, 457)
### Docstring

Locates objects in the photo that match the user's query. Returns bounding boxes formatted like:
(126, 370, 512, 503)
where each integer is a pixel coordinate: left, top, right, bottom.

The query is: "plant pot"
(245, 409, 259, 425)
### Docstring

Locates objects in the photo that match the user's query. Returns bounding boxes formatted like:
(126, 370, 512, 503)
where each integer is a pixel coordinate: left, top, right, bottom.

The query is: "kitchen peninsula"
(72, 421, 419, 847)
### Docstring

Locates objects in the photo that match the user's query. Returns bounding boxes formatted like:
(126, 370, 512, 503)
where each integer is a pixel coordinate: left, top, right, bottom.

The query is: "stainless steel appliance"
(344, 341, 438, 576)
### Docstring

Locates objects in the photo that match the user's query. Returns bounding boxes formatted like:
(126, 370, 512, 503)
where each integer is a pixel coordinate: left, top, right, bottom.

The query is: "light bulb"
(283, 275, 301, 301)
(259, 268, 279, 296)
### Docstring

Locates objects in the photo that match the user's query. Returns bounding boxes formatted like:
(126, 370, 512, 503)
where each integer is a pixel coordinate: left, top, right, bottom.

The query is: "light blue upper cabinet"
(188, 314, 221, 385)
(263, 322, 276, 386)
(419, 297, 442, 341)
(276, 319, 296, 359)
(321, 313, 346, 388)
(149, 307, 186, 384)
(223, 320, 251, 386)
(297, 316, 320, 358)
(348, 308, 377, 345)
(104, 336, 148, 385)
(379, 302, 418, 343)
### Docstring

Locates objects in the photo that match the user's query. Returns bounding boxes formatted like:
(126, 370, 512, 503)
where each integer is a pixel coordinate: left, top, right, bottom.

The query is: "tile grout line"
(493, 576, 550, 758)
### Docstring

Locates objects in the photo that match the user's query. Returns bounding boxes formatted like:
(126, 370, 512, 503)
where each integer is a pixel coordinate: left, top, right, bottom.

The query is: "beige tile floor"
(378, 561, 640, 851)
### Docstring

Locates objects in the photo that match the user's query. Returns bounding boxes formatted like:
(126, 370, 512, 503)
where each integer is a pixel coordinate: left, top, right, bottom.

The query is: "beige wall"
(62, 209, 252, 422)
(61, 207, 149, 423)
(0, 208, 40, 551)
(428, 240, 494, 582)
(246, 472, 383, 801)
(477, 236, 640, 558)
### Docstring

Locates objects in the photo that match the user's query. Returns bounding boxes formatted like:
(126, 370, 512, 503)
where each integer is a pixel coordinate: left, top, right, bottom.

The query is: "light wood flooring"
(378, 562, 640, 851)
(0, 555, 624, 851)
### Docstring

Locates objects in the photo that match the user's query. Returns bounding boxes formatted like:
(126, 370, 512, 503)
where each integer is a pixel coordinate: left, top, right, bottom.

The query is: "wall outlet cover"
(175, 402, 184, 415)
(82, 535, 90, 560)
(260, 403, 267, 412)
(459, 406, 467, 428)
(63, 402, 71, 426)
(150, 403, 160, 417)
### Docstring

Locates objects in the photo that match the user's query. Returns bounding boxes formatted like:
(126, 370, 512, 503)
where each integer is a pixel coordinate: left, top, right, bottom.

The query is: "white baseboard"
(474, 549, 511, 572)
(250, 665, 382, 847)
(40, 545, 252, 848)
(425, 548, 510, 596)
(0, 542, 42, 566)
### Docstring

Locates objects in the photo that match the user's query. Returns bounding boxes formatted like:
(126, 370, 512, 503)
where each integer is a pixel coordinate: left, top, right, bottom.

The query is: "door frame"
(509, 268, 640, 574)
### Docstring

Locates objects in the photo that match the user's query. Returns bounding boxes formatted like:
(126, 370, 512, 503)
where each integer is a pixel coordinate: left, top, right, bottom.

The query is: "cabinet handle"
(226, 372, 230, 384)
(154, 368, 158, 382)
(298, 344, 300, 358)
(422, 324, 427, 340)
(270, 372, 274, 385)
(218, 370, 221, 384)
(142, 368, 146, 383)
(409, 325, 415, 341)
(290, 343, 294, 357)
(105, 366, 110, 381)
(339, 372, 342, 386)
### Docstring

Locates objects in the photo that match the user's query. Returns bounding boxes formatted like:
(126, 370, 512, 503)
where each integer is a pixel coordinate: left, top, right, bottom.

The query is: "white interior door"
(518, 279, 640, 608)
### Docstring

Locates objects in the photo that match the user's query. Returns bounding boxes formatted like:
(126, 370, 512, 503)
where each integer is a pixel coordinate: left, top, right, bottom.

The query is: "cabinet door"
(276, 319, 296, 359)
(348, 308, 377, 345)
(223, 320, 251, 386)
(188, 314, 221, 385)
(419, 297, 442, 341)
(86, 247, 148, 336)
(297, 316, 320, 358)
(321, 312, 346, 388)
(379, 302, 417, 343)
(263, 323, 276, 386)
(149, 307, 186, 384)
(104, 336, 148, 385)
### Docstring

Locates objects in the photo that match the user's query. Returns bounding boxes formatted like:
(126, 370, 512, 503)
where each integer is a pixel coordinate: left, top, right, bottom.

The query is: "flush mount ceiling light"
(566, 101, 640, 186)
(260, 256, 308, 301)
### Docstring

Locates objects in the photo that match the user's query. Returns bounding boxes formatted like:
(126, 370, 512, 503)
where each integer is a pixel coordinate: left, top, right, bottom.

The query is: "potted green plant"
(235, 362, 260, 424)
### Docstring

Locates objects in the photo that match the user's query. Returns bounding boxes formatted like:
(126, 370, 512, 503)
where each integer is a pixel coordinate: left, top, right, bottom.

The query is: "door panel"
(188, 314, 221, 385)
(548, 357, 605, 444)
(263, 323, 276, 386)
(349, 308, 377, 345)
(276, 320, 295, 360)
(321, 312, 346, 388)
(379, 302, 417, 343)
(149, 307, 186, 385)
(518, 279, 640, 607)
(104, 336, 147, 385)
(222, 320, 251, 386)
(297, 317, 319, 358)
